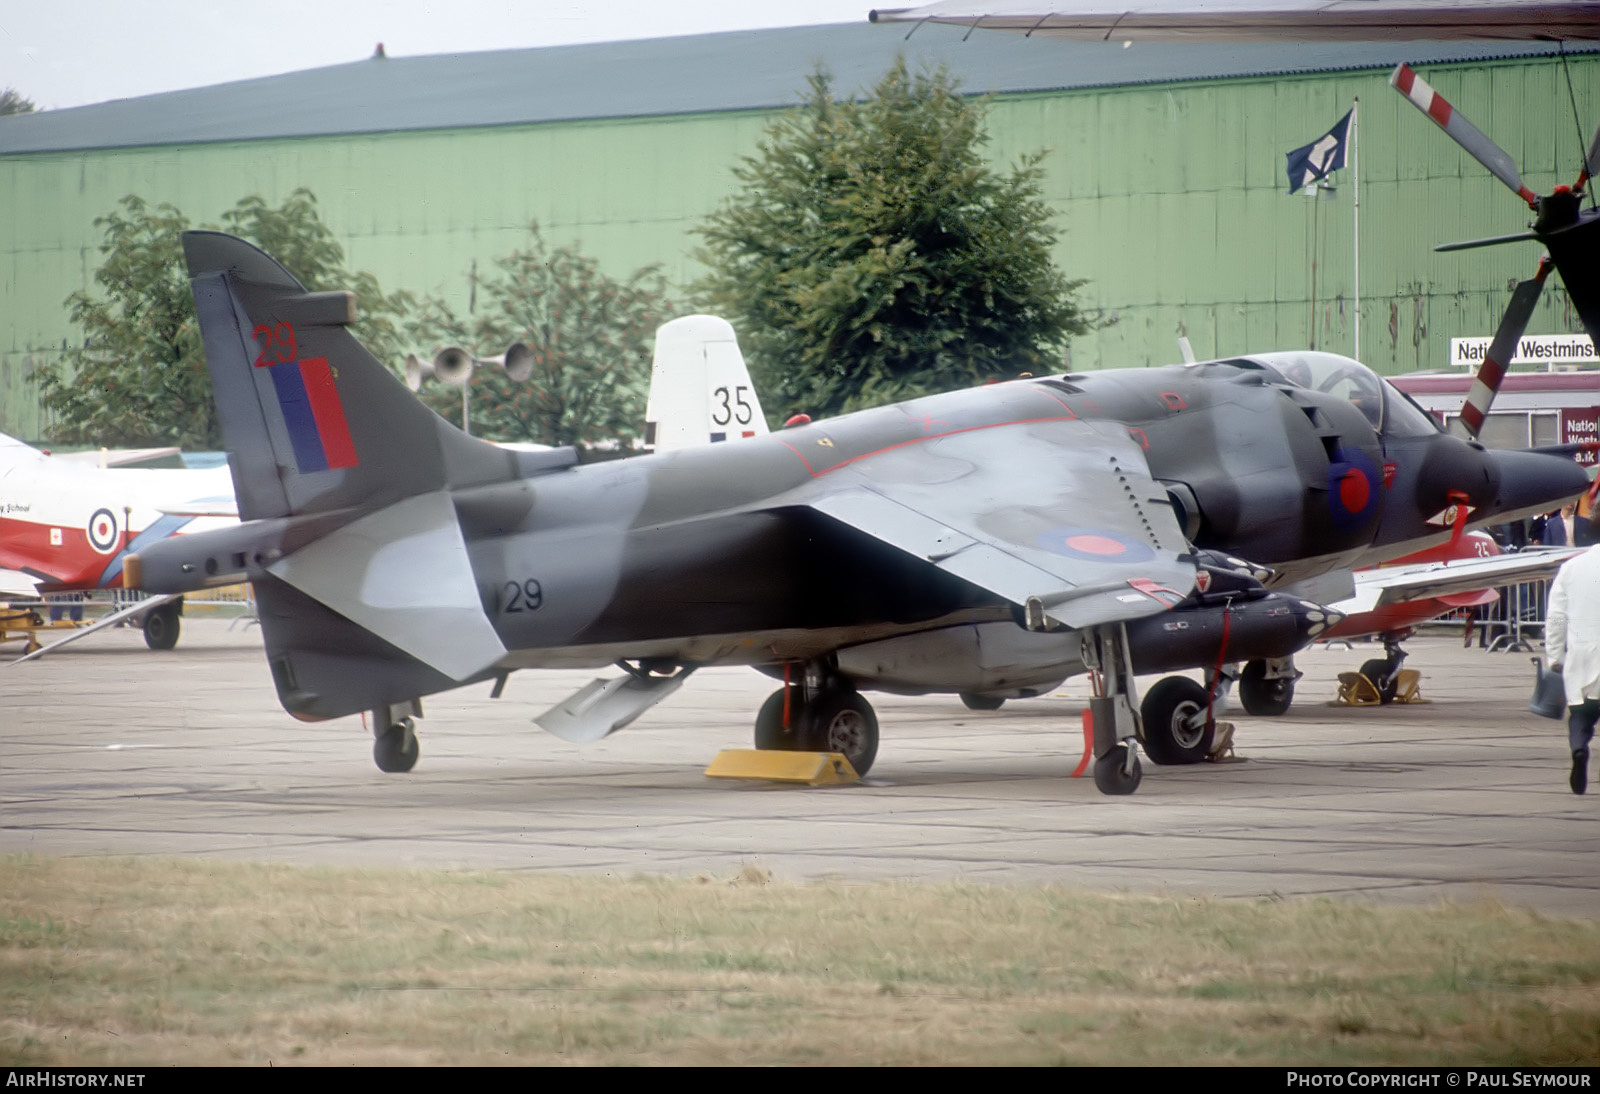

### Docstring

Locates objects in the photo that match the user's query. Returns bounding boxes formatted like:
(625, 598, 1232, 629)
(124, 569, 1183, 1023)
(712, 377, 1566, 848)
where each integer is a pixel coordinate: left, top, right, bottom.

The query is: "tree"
(35, 198, 208, 448)
(0, 88, 36, 115)
(34, 189, 411, 448)
(693, 58, 1087, 421)
(407, 223, 672, 450)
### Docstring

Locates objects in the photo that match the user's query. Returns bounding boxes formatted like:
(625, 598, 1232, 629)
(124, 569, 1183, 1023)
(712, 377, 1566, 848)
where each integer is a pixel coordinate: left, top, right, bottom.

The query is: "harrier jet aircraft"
(126, 231, 1586, 794)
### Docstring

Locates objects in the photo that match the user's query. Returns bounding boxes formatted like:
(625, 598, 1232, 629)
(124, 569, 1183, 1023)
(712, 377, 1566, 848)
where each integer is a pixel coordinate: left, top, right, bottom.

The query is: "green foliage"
(34, 189, 411, 448)
(407, 224, 672, 450)
(34, 198, 209, 448)
(1, 88, 36, 115)
(693, 57, 1087, 422)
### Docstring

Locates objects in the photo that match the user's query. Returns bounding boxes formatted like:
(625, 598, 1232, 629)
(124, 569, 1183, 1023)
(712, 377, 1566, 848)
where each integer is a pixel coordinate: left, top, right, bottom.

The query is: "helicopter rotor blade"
(1459, 257, 1553, 440)
(1390, 64, 1539, 209)
(1578, 119, 1600, 192)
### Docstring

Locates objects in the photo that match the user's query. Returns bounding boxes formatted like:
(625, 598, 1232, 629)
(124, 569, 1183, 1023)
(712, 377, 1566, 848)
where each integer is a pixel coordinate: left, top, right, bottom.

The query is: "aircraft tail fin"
(182, 231, 570, 522)
(642, 315, 768, 452)
(0, 431, 46, 470)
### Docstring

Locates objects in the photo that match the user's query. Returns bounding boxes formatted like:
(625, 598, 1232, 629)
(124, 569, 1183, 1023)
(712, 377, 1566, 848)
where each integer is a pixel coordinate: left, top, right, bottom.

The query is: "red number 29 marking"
(252, 322, 298, 367)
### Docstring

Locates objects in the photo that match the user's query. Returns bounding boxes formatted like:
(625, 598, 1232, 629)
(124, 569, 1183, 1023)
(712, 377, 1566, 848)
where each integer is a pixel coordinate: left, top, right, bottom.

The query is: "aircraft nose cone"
(1487, 449, 1591, 522)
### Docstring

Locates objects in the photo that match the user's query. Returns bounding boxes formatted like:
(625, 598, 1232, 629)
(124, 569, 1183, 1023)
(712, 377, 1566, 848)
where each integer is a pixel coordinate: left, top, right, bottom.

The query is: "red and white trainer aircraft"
(0, 431, 237, 651)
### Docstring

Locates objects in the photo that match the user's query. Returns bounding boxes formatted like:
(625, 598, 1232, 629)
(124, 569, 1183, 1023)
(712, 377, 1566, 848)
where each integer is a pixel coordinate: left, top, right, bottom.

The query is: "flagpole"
(1352, 96, 1361, 362)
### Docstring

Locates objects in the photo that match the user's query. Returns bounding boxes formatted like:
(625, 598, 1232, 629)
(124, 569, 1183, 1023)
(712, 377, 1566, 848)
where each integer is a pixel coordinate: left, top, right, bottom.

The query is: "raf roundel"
(1036, 527, 1156, 564)
(86, 507, 119, 554)
(1327, 446, 1382, 530)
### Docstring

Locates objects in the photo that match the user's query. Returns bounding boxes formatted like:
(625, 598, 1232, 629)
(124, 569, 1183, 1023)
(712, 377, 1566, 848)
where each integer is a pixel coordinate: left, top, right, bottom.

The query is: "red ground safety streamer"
(1072, 709, 1094, 778)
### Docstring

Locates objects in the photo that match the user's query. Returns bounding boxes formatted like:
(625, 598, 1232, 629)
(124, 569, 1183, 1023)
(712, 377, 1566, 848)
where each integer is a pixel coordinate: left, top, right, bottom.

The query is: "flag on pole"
(1286, 109, 1353, 194)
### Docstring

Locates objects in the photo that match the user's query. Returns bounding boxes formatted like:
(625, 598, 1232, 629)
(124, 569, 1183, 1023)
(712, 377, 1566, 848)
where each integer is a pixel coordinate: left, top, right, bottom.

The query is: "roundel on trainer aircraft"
(87, 508, 120, 554)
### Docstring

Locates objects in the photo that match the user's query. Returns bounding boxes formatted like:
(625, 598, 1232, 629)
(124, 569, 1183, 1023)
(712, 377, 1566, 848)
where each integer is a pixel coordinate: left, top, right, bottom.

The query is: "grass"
(2, 855, 1597, 1066)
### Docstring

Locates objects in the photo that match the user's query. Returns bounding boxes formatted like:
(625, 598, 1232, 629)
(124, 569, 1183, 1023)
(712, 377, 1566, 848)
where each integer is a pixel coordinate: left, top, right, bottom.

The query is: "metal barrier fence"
(1428, 576, 1553, 654)
(29, 583, 259, 621)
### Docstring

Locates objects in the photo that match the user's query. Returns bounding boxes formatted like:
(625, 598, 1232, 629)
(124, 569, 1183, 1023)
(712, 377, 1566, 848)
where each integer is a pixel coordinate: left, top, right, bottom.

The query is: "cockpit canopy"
(1245, 351, 1441, 438)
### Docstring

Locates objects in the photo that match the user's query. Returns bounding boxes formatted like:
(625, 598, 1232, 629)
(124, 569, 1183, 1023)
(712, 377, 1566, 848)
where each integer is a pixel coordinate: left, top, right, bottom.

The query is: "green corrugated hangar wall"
(1, 49, 1595, 439)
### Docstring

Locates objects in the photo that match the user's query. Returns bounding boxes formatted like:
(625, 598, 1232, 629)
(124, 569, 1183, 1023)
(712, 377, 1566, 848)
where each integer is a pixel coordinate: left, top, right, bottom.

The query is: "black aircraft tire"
(959, 692, 1005, 712)
(1359, 658, 1400, 704)
(1238, 660, 1295, 717)
(1093, 744, 1143, 795)
(1139, 676, 1215, 766)
(374, 718, 420, 773)
(142, 601, 181, 651)
(754, 688, 803, 751)
(799, 689, 879, 777)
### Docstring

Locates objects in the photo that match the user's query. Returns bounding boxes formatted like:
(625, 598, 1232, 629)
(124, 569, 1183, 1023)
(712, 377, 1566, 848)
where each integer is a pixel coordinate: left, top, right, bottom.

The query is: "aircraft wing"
(796, 418, 1195, 629)
(156, 498, 240, 518)
(867, 2, 1600, 41)
(0, 569, 40, 597)
(54, 446, 183, 468)
(1333, 546, 1582, 615)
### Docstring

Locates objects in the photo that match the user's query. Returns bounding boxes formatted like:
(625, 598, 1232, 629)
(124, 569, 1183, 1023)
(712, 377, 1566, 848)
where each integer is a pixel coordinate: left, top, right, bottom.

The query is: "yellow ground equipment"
(705, 749, 861, 786)
(1334, 669, 1426, 706)
(0, 605, 81, 655)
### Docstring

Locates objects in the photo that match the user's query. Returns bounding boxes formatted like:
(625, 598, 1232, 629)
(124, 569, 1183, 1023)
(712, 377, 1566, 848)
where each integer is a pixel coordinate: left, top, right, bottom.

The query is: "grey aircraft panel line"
(2, 618, 1596, 919)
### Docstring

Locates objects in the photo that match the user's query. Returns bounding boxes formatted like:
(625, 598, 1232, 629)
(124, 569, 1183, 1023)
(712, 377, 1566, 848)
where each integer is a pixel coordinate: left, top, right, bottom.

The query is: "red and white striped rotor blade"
(1390, 64, 1538, 209)
(1578, 120, 1600, 192)
(1458, 258, 1553, 440)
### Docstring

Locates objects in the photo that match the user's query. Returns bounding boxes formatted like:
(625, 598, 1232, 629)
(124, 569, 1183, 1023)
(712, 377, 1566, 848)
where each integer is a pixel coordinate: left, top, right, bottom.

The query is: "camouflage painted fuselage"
(135, 233, 1588, 721)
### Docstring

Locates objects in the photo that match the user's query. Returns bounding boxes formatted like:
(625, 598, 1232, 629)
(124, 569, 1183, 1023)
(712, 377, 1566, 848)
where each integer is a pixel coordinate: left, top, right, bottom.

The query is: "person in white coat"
(1543, 513, 1600, 794)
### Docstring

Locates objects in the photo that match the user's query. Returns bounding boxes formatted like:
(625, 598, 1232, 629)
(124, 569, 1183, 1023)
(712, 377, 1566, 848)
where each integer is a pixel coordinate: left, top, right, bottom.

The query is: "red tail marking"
(298, 358, 359, 470)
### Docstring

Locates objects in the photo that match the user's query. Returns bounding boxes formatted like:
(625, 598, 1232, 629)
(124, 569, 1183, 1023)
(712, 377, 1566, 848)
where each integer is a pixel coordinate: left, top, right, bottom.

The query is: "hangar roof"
(0, 21, 1587, 155)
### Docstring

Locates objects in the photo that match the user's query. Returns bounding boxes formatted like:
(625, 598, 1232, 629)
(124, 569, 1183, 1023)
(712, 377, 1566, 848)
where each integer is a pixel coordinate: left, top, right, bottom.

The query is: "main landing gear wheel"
(1139, 676, 1216, 765)
(1359, 658, 1400, 704)
(374, 717, 420, 773)
(959, 692, 1006, 711)
(1093, 744, 1143, 795)
(1238, 659, 1295, 717)
(754, 688, 801, 752)
(800, 689, 879, 777)
(142, 599, 181, 651)
(754, 683, 880, 776)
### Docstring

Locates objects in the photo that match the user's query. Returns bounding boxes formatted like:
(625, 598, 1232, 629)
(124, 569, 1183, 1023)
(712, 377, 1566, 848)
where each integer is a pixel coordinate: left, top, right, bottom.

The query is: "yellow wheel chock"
(705, 749, 860, 786)
(1333, 668, 1426, 706)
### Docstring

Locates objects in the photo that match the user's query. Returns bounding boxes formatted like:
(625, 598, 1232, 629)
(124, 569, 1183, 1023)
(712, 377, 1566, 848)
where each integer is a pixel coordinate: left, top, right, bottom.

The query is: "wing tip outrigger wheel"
(1084, 626, 1146, 796)
(1093, 743, 1143, 795)
(371, 701, 422, 773)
